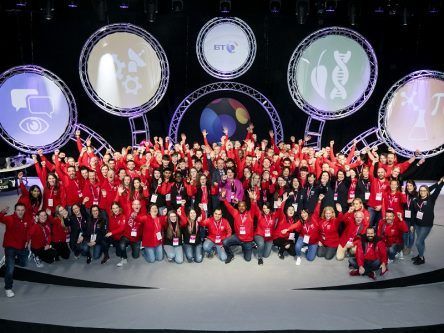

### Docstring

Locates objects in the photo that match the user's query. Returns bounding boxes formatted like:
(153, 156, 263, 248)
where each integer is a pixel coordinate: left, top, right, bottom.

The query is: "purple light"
(120, 1, 129, 9)
(68, 1, 78, 8)
(16, 1, 27, 7)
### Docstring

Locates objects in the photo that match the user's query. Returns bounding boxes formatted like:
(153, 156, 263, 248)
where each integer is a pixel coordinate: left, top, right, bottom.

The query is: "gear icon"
(122, 75, 142, 95)
(112, 54, 126, 80)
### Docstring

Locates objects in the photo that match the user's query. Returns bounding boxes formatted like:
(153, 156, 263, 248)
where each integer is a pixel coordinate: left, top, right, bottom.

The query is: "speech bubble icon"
(27, 96, 55, 118)
(10, 89, 38, 111)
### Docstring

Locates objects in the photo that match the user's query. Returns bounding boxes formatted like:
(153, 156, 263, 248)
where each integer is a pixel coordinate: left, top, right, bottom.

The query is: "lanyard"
(416, 200, 426, 211)
(77, 216, 83, 230)
(377, 179, 385, 192)
(214, 219, 222, 235)
(40, 224, 49, 243)
(361, 180, 370, 191)
(306, 185, 313, 198)
(335, 180, 342, 193)
(90, 184, 99, 202)
(240, 213, 247, 226)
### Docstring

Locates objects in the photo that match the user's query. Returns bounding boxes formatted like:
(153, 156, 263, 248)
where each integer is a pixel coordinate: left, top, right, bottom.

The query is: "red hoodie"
(0, 212, 31, 249)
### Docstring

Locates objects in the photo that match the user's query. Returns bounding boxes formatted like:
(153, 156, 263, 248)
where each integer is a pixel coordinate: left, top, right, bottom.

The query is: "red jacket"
(367, 178, 388, 208)
(100, 179, 120, 212)
(123, 211, 146, 243)
(377, 218, 408, 247)
(340, 213, 368, 247)
(108, 213, 126, 241)
(222, 200, 254, 242)
(82, 181, 101, 209)
(355, 237, 388, 266)
(141, 215, 167, 247)
(0, 212, 31, 249)
(29, 223, 51, 249)
(250, 202, 278, 241)
(42, 185, 65, 215)
(288, 218, 320, 245)
(313, 202, 343, 247)
(200, 217, 232, 244)
(49, 216, 68, 243)
(18, 181, 41, 220)
(382, 192, 406, 216)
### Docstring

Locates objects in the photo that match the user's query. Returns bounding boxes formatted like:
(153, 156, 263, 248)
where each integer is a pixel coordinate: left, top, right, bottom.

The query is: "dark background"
(0, 0, 443, 179)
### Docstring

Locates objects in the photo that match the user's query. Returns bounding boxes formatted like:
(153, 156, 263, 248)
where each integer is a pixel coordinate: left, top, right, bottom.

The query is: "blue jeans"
(223, 234, 254, 261)
(403, 230, 415, 250)
(368, 207, 382, 228)
(415, 226, 432, 257)
(4, 247, 28, 290)
(295, 236, 318, 261)
(254, 235, 273, 259)
(203, 239, 227, 261)
(388, 244, 402, 260)
(142, 245, 164, 263)
(164, 245, 184, 264)
(183, 244, 203, 263)
(348, 257, 381, 275)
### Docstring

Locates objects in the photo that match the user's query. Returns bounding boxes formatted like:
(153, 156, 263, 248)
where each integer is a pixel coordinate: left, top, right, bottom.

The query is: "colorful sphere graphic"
(200, 98, 250, 143)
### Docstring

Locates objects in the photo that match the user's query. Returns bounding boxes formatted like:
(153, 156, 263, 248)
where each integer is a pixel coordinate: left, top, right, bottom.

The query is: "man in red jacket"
(0, 203, 32, 298)
(377, 210, 408, 262)
(336, 210, 368, 261)
(349, 227, 388, 280)
(201, 208, 232, 262)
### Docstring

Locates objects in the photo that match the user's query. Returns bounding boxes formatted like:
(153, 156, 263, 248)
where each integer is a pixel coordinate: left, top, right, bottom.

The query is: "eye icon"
(19, 117, 49, 135)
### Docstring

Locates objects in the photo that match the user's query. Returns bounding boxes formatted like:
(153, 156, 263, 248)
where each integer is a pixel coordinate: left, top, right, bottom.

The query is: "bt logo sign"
(213, 42, 238, 53)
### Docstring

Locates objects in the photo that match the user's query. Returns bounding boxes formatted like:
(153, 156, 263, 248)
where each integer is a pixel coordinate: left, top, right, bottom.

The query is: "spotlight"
(172, 0, 183, 12)
(95, 0, 108, 21)
(144, 0, 158, 23)
(348, 0, 362, 26)
(43, 0, 54, 20)
(324, 0, 337, 13)
(120, 0, 129, 9)
(426, 0, 441, 15)
(400, 5, 410, 26)
(269, 0, 281, 14)
(387, 0, 399, 16)
(67, 0, 78, 8)
(219, 0, 231, 14)
(295, 0, 309, 24)
(16, 1, 27, 7)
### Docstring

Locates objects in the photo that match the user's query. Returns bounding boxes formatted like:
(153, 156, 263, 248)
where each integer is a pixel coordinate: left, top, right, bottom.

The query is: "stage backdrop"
(0, 0, 443, 179)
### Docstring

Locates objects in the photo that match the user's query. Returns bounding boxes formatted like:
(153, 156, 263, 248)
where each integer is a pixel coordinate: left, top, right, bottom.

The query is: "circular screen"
(0, 65, 77, 153)
(200, 98, 250, 144)
(196, 17, 256, 79)
(288, 27, 377, 119)
(379, 70, 444, 157)
(79, 23, 169, 117)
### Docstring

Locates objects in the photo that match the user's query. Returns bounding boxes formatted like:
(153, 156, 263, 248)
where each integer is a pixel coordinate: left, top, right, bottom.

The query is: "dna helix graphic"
(330, 51, 351, 100)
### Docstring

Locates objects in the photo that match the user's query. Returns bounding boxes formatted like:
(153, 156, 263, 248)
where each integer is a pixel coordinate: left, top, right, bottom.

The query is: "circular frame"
(168, 82, 283, 143)
(196, 17, 256, 80)
(287, 26, 378, 120)
(0, 65, 78, 154)
(79, 23, 169, 117)
(378, 70, 444, 158)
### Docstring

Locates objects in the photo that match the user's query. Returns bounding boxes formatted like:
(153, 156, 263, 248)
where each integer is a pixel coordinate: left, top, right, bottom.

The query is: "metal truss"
(378, 70, 444, 158)
(196, 17, 256, 80)
(287, 26, 378, 120)
(0, 65, 78, 154)
(70, 123, 114, 158)
(79, 23, 169, 117)
(129, 113, 150, 147)
(168, 81, 284, 144)
(340, 127, 384, 161)
(304, 116, 325, 150)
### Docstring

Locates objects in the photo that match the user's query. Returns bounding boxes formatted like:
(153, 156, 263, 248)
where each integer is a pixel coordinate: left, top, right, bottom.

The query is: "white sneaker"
(116, 258, 127, 267)
(33, 255, 44, 268)
(295, 256, 302, 266)
(301, 246, 307, 253)
(5, 289, 15, 298)
(0, 256, 5, 268)
(398, 251, 404, 260)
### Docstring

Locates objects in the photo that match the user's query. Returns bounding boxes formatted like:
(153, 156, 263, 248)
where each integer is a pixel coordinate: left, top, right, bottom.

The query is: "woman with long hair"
(178, 207, 203, 263)
(51, 205, 71, 260)
(402, 179, 417, 255)
(64, 203, 89, 259)
(163, 209, 185, 264)
(17, 171, 42, 220)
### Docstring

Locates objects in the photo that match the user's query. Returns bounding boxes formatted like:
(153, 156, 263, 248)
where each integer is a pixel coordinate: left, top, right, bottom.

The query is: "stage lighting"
(387, 0, 399, 16)
(16, 1, 27, 7)
(67, 0, 78, 8)
(120, 0, 129, 9)
(144, 0, 158, 23)
(43, 0, 55, 20)
(400, 5, 410, 26)
(348, 0, 362, 26)
(269, 0, 281, 14)
(172, 0, 183, 12)
(426, 0, 441, 15)
(295, 0, 309, 24)
(219, 0, 231, 14)
(95, 0, 107, 21)
(372, 0, 385, 14)
(324, 0, 337, 13)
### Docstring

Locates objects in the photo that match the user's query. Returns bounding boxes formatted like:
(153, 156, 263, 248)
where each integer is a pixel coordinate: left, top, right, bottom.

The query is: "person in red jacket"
(349, 227, 388, 280)
(51, 206, 71, 260)
(17, 171, 42, 221)
(0, 203, 31, 298)
(314, 194, 344, 260)
(141, 204, 167, 263)
(221, 191, 255, 264)
(336, 210, 368, 261)
(105, 202, 126, 259)
(201, 208, 232, 262)
(28, 210, 57, 265)
(377, 210, 408, 262)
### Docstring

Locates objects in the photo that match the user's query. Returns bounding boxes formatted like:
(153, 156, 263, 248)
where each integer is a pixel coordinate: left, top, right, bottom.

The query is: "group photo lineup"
(0, 0, 443, 332)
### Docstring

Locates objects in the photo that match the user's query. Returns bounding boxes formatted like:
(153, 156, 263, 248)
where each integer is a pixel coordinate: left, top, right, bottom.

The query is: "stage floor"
(0, 179, 444, 332)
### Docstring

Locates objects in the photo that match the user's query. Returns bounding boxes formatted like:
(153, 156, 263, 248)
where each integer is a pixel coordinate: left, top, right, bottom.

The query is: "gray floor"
(0, 180, 443, 331)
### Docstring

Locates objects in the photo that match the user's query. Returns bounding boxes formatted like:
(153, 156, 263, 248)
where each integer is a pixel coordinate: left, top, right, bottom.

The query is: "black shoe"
(86, 256, 92, 264)
(187, 257, 193, 263)
(413, 257, 425, 265)
(258, 258, 263, 265)
(278, 252, 285, 260)
(411, 255, 420, 261)
(225, 255, 234, 264)
(101, 255, 110, 264)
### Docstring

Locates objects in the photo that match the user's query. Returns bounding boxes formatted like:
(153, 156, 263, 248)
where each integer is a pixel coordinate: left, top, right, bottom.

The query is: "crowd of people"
(1, 125, 443, 298)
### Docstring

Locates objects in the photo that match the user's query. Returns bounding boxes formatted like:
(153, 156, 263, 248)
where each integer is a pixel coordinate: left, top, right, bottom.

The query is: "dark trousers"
(107, 237, 122, 257)
(32, 247, 57, 263)
(317, 246, 337, 260)
(69, 239, 89, 257)
(119, 237, 141, 259)
(223, 234, 254, 261)
(273, 238, 296, 256)
(51, 242, 70, 260)
(349, 257, 381, 275)
(4, 247, 28, 290)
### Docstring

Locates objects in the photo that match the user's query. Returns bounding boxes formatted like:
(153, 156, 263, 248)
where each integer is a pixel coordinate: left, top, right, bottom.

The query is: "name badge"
(66, 234, 70, 243)
(78, 232, 83, 240)
(365, 192, 370, 200)
(416, 211, 424, 220)
(165, 193, 171, 201)
(156, 231, 162, 240)
(230, 193, 235, 200)
(405, 210, 412, 218)
(303, 235, 310, 244)
(176, 196, 182, 204)
(131, 230, 137, 237)
(292, 203, 298, 211)
(334, 193, 338, 201)
(48, 198, 54, 207)
(201, 203, 208, 211)
(376, 192, 382, 201)
(150, 194, 158, 203)
(189, 235, 196, 244)
(346, 240, 353, 247)
(93, 200, 98, 206)
(265, 228, 271, 237)
(78, 191, 83, 198)
(215, 235, 221, 244)
(90, 233, 97, 242)
(173, 237, 179, 246)
(273, 201, 280, 209)
(288, 232, 295, 241)
(239, 226, 246, 235)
